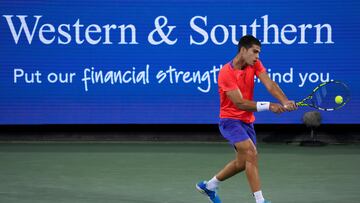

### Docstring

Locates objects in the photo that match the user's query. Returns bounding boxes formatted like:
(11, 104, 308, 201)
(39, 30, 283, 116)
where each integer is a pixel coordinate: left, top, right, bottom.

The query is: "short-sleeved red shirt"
(218, 60, 266, 123)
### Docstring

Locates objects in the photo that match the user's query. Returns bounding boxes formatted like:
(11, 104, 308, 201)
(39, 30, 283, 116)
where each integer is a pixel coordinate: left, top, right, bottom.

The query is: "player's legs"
(196, 119, 269, 203)
(215, 119, 254, 181)
(210, 139, 260, 190)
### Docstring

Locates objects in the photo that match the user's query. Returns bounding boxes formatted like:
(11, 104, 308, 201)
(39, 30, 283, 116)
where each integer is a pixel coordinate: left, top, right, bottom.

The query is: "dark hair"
(238, 35, 261, 53)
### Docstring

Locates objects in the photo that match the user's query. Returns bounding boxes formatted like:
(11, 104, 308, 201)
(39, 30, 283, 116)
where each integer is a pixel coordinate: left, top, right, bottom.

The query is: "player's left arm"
(258, 72, 297, 111)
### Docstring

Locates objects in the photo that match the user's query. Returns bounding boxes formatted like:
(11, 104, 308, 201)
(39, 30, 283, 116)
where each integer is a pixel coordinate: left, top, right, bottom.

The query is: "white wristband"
(256, 102, 270, 112)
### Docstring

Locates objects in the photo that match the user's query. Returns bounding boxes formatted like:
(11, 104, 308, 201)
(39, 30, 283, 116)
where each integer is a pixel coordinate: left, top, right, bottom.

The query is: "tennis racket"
(296, 81, 350, 111)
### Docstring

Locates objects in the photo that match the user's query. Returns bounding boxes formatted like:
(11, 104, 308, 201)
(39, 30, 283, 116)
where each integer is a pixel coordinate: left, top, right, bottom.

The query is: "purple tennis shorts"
(219, 118, 257, 145)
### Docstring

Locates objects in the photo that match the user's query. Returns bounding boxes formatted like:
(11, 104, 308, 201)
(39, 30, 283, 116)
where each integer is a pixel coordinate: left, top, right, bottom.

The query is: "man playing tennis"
(196, 35, 297, 203)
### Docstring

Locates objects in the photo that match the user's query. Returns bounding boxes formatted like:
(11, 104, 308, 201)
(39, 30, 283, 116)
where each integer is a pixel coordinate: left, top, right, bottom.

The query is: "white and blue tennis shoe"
(196, 181, 221, 203)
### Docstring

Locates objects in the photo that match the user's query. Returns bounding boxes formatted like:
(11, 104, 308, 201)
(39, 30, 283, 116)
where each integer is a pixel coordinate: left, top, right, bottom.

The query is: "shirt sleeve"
(254, 60, 267, 77)
(218, 66, 238, 91)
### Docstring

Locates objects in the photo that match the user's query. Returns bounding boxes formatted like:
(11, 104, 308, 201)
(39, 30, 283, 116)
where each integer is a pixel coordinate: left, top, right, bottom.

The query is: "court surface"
(0, 142, 359, 203)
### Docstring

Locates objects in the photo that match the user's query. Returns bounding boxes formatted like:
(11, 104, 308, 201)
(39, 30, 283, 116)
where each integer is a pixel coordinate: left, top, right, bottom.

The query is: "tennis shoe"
(196, 181, 221, 203)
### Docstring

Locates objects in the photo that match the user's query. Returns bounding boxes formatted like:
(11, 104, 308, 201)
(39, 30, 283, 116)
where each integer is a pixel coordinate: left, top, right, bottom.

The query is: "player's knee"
(245, 148, 258, 162)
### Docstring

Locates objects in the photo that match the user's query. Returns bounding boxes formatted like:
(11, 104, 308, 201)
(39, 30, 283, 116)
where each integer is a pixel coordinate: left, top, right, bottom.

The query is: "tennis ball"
(335, 95, 343, 104)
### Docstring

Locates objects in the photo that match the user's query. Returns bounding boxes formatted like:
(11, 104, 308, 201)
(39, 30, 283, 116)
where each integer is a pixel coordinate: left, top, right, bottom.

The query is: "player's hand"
(282, 100, 298, 111)
(270, 103, 287, 114)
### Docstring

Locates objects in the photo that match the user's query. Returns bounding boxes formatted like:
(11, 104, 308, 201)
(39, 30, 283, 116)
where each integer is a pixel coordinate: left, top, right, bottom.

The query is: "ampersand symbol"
(148, 16, 177, 45)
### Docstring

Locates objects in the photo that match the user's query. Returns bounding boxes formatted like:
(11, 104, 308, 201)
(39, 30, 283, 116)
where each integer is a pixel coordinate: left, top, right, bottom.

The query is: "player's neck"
(233, 56, 246, 70)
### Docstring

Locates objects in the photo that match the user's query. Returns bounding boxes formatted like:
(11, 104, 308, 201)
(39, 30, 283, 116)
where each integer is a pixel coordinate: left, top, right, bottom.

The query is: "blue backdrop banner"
(0, 0, 359, 124)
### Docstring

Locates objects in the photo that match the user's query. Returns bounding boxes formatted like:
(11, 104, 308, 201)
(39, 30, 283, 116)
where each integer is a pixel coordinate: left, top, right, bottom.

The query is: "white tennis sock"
(254, 190, 265, 203)
(206, 176, 220, 191)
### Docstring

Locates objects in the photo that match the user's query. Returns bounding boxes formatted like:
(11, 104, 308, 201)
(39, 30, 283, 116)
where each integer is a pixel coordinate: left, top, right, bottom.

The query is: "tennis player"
(196, 35, 297, 203)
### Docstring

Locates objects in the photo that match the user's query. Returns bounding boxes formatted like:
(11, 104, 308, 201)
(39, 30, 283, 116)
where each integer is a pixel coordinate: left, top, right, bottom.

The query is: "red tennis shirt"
(218, 60, 266, 123)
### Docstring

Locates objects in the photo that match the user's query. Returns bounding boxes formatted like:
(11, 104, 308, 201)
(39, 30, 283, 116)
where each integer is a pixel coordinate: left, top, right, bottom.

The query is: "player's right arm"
(226, 89, 286, 113)
(225, 89, 256, 111)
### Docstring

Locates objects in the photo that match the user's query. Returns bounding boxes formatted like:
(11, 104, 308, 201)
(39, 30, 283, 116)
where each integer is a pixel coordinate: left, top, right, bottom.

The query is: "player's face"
(243, 45, 261, 66)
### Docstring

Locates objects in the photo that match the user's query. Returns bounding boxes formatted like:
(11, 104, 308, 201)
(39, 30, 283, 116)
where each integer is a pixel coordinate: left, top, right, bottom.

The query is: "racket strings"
(311, 82, 350, 109)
